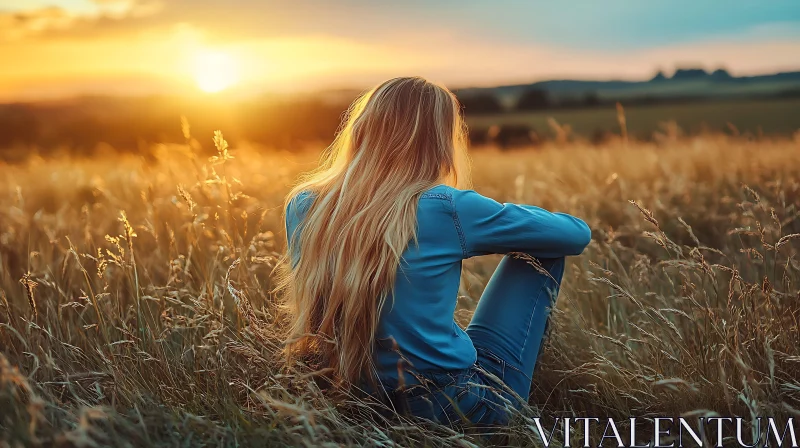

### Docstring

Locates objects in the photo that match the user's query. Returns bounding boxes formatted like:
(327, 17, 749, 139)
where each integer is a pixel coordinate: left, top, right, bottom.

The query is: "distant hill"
(454, 69, 800, 111)
(1, 68, 799, 157)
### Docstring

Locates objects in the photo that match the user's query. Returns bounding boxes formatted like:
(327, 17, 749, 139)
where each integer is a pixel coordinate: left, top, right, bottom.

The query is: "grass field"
(2, 132, 800, 446)
(466, 98, 800, 139)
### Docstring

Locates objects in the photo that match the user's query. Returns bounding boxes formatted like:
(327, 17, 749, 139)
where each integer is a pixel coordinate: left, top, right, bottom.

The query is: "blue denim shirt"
(285, 185, 591, 387)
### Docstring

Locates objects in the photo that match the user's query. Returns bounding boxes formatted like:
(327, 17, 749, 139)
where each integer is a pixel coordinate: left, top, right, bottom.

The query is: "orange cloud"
(0, 7, 73, 41)
(0, 0, 161, 42)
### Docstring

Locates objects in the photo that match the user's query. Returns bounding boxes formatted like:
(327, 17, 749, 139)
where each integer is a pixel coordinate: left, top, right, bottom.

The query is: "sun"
(192, 50, 240, 93)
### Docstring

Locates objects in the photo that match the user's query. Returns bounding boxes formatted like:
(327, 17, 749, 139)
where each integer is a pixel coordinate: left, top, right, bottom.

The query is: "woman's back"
(286, 184, 590, 391)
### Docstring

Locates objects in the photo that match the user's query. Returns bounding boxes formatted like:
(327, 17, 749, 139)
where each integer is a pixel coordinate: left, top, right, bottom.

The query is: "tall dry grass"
(1, 131, 800, 447)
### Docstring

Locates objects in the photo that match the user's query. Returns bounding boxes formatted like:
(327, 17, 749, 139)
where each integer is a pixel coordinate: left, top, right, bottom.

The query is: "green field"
(466, 98, 800, 139)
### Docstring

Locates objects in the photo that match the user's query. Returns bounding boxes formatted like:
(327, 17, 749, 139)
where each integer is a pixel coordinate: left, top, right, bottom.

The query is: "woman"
(278, 76, 591, 426)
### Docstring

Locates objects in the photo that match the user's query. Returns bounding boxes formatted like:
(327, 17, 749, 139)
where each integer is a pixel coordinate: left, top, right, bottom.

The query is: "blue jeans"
(384, 256, 566, 425)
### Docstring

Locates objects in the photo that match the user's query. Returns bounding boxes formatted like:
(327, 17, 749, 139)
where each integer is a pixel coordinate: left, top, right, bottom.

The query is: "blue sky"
(446, 0, 800, 50)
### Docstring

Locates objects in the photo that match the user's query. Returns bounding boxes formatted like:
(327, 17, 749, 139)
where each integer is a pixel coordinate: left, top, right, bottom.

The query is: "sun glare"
(192, 50, 240, 93)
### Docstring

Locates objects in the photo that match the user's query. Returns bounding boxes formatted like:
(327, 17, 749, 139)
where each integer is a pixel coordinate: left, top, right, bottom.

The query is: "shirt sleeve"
(451, 189, 591, 258)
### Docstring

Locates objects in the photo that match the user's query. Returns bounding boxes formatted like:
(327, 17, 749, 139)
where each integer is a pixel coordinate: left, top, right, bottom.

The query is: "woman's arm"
(452, 189, 591, 258)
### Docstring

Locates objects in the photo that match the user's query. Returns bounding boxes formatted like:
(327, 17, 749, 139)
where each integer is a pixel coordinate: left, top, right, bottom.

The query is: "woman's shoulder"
(288, 186, 487, 210)
(288, 189, 315, 205)
(286, 189, 316, 220)
(421, 185, 490, 204)
(420, 184, 454, 200)
(419, 184, 481, 199)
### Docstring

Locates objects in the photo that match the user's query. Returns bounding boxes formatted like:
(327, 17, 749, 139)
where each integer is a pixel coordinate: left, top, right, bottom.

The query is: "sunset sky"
(2, 0, 800, 101)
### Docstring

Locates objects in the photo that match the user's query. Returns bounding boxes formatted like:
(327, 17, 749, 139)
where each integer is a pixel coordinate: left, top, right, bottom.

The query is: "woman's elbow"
(566, 221, 592, 255)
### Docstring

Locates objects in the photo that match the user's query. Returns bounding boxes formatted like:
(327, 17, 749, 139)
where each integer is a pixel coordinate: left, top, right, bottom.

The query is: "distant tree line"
(454, 66, 800, 115)
(455, 88, 717, 115)
(458, 89, 608, 114)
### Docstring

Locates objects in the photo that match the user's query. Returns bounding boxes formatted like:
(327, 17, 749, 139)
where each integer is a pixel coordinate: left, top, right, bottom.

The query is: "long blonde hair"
(277, 76, 471, 386)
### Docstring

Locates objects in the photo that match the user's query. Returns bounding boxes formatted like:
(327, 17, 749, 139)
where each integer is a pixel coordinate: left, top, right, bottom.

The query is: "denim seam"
(438, 370, 481, 425)
(519, 258, 563, 361)
(519, 287, 545, 360)
(448, 388, 480, 423)
(411, 368, 464, 392)
(475, 346, 508, 378)
(447, 195, 468, 258)
(476, 346, 527, 389)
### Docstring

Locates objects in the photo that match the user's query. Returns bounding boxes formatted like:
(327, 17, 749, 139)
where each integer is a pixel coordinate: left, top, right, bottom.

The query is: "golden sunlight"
(192, 50, 240, 93)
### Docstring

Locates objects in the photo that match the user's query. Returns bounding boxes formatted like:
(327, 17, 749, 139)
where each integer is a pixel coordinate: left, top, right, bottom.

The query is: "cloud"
(0, 7, 73, 40)
(0, 0, 162, 42)
(0, 0, 465, 45)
